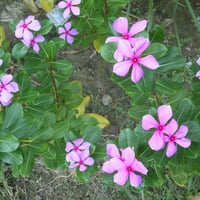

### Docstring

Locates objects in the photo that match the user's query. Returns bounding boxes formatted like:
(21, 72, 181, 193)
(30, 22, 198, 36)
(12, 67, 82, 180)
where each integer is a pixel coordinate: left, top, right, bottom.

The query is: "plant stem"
(173, 0, 182, 54)
(147, 0, 154, 31)
(104, 0, 109, 16)
(49, 67, 59, 105)
(185, 0, 200, 33)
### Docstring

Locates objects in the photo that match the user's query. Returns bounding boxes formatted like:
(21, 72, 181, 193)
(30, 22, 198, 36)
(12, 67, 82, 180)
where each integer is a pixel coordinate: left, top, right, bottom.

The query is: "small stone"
(102, 94, 112, 106)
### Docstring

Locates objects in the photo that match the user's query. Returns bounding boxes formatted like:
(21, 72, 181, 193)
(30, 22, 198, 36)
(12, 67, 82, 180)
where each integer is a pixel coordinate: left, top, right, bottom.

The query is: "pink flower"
(113, 38, 159, 83)
(22, 32, 44, 53)
(142, 105, 177, 151)
(106, 17, 147, 62)
(68, 150, 94, 171)
(102, 146, 148, 187)
(58, 22, 78, 44)
(57, 0, 81, 18)
(0, 59, 3, 66)
(164, 125, 191, 157)
(65, 138, 91, 162)
(15, 16, 41, 39)
(195, 57, 200, 78)
(0, 74, 19, 106)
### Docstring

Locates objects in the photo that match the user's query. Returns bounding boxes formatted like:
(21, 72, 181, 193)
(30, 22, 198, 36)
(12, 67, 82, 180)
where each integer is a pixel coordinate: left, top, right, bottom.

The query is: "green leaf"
(25, 142, 49, 154)
(34, 93, 54, 108)
(149, 24, 165, 43)
(128, 105, 150, 120)
(0, 133, 19, 152)
(83, 126, 102, 144)
(9, 19, 19, 32)
(43, 144, 56, 159)
(51, 37, 66, 49)
(167, 91, 190, 107)
(157, 46, 186, 72)
(2, 103, 23, 130)
(144, 42, 167, 59)
(20, 147, 35, 176)
(31, 127, 54, 143)
(12, 43, 29, 59)
(174, 98, 197, 123)
(37, 19, 53, 35)
(0, 150, 23, 165)
(119, 128, 136, 148)
(93, 146, 106, 160)
(184, 121, 200, 142)
(100, 42, 117, 63)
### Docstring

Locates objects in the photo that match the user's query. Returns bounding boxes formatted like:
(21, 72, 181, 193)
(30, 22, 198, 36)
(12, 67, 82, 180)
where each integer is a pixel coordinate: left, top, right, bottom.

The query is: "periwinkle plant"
(0, 0, 199, 192)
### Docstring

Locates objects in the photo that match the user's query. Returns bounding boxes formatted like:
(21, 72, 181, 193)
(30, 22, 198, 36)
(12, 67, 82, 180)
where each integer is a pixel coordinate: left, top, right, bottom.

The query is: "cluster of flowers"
(65, 138, 94, 171)
(57, 0, 81, 44)
(15, 15, 44, 52)
(102, 144, 148, 187)
(142, 105, 191, 157)
(0, 74, 19, 106)
(106, 17, 159, 83)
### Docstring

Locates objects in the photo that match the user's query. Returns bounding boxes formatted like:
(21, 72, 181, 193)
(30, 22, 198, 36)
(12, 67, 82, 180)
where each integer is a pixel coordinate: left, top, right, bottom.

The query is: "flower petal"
(195, 70, 200, 79)
(121, 147, 135, 165)
(6, 82, 19, 93)
(142, 114, 158, 130)
(79, 141, 91, 151)
(102, 160, 116, 174)
(158, 105, 173, 125)
(175, 125, 188, 138)
(134, 38, 150, 57)
(139, 55, 159, 70)
(68, 151, 80, 162)
(63, 8, 71, 18)
(15, 27, 23, 38)
(129, 172, 143, 187)
(72, 0, 81, 5)
(73, 138, 83, 146)
(57, 1, 67, 8)
(35, 35, 45, 42)
(106, 144, 120, 158)
(69, 28, 78, 35)
(166, 142, 177, 157)
(65, 141, 74, 152)
(148, 131, 165, 151)
(1, 74, 13, 84)
(131, 63, 144, 83)
(133, 159, 148, 175)
(28, 19, 41, 31)
(118, 39, 133, 58)
(71, 6, 80, 15)
(176, 138, 191, 148)
(105, 36, 121, 43)
(109, 158, 125, 171)
(84, 157, 94, 166)
(114, 169, 128, 185)
(79, 164, 87, 171)
(67, 35, 74, 44)
(129, 20, 148, 36)
(113, 17, 128, 35)
(114, 49, 124, 62)
(164, 119, 178, 135)
(197, 57, 200, 66)
(113, 60, 132, 77)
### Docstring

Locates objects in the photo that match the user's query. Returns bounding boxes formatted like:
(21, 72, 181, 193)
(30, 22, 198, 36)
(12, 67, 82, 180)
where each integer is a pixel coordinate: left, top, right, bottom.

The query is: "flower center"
(65, 30, 69, 35)
(79, 160, 83, 165)
(157, 125, 163, 131)
(22, 23, 28, 29)
(126, 166, 133, 173)
(123, 34, 129, 40)
(169, 135, 176, 142)
(0, 84, 5, 89)
(74, 146, 79, 151)
(30, 39, 35, 46)
(67, 2, 72, 8)
(132, 57, 138, 63)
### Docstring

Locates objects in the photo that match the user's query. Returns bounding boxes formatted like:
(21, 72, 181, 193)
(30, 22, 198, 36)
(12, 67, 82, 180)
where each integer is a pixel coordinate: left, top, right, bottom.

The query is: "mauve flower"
(65, 138, 91, 162)
(106, 17, 147, 62)
(57, 0, 81, 18)
(15, 15, 41, 39)
(68, 150, 94, 171)
(22, 32, 44, 53)
(58, 22, 78, 44)
(142, 105, 177, 151)
(102, 146, 148, 187)
(164, 125, 191, 157)
(195, 57, 200, 78)
(0, 74, 19, 106)
(113, 38, 159, 83)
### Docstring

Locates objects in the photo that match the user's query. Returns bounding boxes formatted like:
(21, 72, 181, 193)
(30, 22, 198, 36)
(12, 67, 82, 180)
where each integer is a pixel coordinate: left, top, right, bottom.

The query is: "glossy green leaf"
(12, 43, 29, 59)
(100, 42, 117, 63)
(0, 149, 23, 165)
(83, 126, 102, 144)
(149, 24, 165, 43)
(20, 147, 35, 177)
(37, 19, 53, 35)
(128, 105, 150, 120)
(184, 121, 200, 142)
(119, 128, 137, 148)
(2, 103, 23, 130)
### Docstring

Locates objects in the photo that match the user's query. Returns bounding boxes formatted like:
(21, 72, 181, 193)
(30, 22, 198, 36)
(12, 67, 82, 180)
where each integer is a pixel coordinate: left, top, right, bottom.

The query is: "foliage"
(0, 0, 199, 195)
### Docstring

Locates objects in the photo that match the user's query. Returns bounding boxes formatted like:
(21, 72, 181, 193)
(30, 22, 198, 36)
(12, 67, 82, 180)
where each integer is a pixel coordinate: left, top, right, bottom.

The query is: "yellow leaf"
(0, 26, 5, 47)
(75, 96, 90, 117)
(40, 0, 54, 12)
(88, 113, 110, 129)
(93, 36, 105, 52)
(23, 0, 39, 13)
